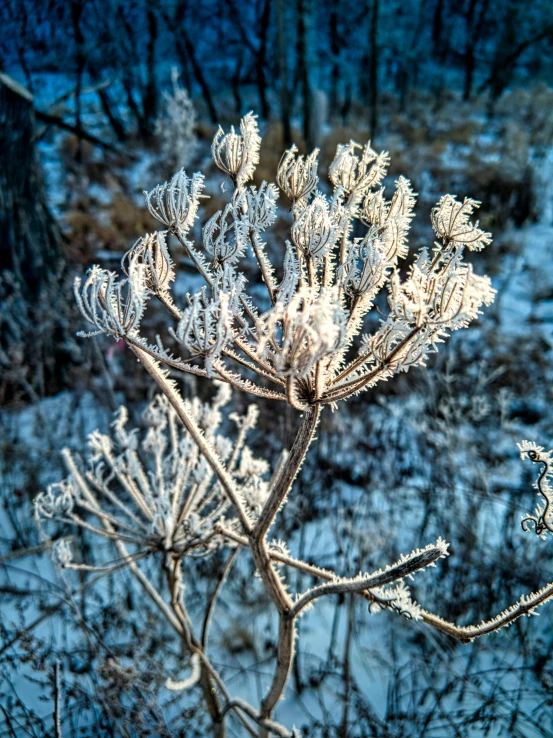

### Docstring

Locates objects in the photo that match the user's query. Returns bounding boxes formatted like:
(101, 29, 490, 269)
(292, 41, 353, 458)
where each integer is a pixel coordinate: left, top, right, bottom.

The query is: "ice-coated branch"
(289, 539, 449, 618)
(166, 652, 201, 691)
(130, 346, 253, 532)
(254, 405, 321, 540)
(419, 580, 553, 643)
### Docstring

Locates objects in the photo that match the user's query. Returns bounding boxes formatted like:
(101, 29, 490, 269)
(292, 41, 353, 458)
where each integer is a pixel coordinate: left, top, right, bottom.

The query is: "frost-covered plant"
(40, 113, 553, 738)
(36, 384, 269, 564)
(519, 440, 553, 538)
(155, 68, 197, 169)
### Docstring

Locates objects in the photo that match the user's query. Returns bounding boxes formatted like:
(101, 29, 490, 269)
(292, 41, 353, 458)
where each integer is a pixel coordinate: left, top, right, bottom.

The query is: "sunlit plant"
(37, 113, 553, 738)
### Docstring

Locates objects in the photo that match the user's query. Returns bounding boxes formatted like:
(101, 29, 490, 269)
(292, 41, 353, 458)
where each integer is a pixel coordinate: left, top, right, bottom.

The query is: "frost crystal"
(431, 195, 492, 251)
(144, 170, 205, 231)
(256, 286, 347, 381)
(277, 145, 319, 205)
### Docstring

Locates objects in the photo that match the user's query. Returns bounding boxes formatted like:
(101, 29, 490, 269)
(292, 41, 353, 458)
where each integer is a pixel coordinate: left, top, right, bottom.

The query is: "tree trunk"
(462, 0, 478, 101)
(432, 0, 444, 60)
(368, 0, 379, 136)
(277, 0, 292, 145)
(166, 0, 218, 124)
(329, 0, 340, 114)
(0, 73, 78, 404)
(256, 0, 271, 119)
(142, 7, 159, 135)
(297, 0, 313, 149)
(0, 73, 61, 293)
(70, 0, 86, 160)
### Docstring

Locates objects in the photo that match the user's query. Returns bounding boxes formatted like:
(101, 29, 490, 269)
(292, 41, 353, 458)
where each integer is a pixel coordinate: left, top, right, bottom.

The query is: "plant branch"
(254, 405, 321, 540)
(220, 698, 292, 737)
(130, 345, 252, 533)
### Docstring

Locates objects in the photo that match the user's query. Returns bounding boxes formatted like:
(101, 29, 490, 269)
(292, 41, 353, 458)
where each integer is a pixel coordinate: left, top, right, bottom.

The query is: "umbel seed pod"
(144, 169, 205, 231)
(211, 112, 261, 188)
(277, 144, 319, 205)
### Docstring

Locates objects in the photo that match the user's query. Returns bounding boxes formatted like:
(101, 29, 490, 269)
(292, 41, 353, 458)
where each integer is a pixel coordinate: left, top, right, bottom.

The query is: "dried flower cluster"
(36, 384, 269, 567)
(74, 113, 495, 415)
(38, 114, 553, 738)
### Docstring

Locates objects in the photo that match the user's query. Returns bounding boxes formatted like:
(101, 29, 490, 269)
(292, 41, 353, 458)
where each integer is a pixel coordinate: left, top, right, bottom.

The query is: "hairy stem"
(246, 406, 322, 731)
(130, 344, 252, 533)
(254, 405, 321, 540)
(258, 617, 295, 735)
(250, 230, 277, 304)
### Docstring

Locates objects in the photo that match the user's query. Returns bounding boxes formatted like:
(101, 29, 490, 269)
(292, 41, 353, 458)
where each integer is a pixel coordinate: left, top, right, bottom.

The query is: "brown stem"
(259, 617, 295, 734)
(247, 406, 322, 732)
(322, 325, 424, 404)
(250, 230, 277, 304)
(130, 344, 252, 532)
(254, 405, 321, 540)
(164, 558, 225, 738)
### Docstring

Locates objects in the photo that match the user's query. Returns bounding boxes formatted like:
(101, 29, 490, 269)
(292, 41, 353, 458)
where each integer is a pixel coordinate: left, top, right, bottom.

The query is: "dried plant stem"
(221, 526, 447, 596)
(213, 361, 287, 402)
(62, 112, 524, 737)
(245, 406, 322, 732)
(322, 325, 424, 403)
(258, 618, 295, 734)
(419, 581, 553, 643)
(285, 376, 306, 410)
(130, 344, 252, 532)
(68, 446, 253, 736)
(250, 230, 277, 303)
(220, 698, 292, 737)
(306, 256, 316, 287)
(223, 346, 284, 385)
(126, 335, 209, 378)
(54, 659, 62, 738)
(164, 558, 225, 737)
(226, 517, 553, 645)
(255, 406, 321, 540)
(202, 549, 240, 650)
